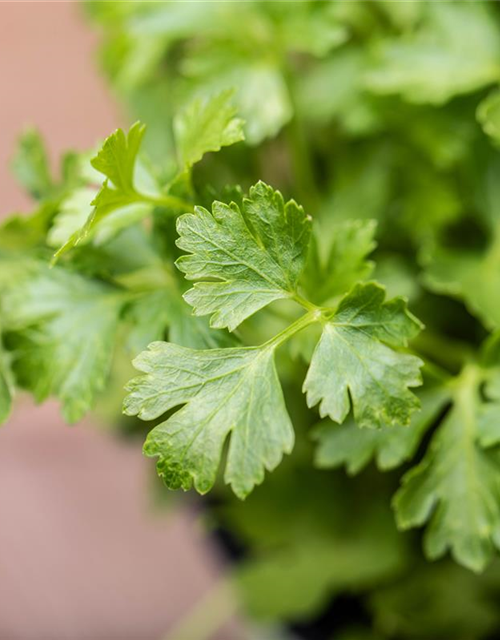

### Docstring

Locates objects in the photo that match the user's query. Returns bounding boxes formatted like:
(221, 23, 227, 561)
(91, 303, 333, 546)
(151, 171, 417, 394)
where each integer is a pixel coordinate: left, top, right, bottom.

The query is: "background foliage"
(4, 2, 500, 638)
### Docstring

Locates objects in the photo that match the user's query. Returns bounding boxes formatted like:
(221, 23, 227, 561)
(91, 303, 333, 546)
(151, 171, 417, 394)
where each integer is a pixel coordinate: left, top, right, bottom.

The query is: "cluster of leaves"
(5, 1, 500, 636)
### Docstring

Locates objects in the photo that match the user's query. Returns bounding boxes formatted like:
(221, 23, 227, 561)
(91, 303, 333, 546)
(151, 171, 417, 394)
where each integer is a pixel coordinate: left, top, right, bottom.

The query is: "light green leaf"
(376, 0, 424, 31)
(304, 282, 423, 429)
(366, 3, 500, 105)
(174, 90, 245, 169)
(11, 128, 54, 200)
(394, 366, 500, 572)
(176, 181, 311, 331)
(314, 388, 448, 475)
(92, 120, 145, 191)
(478, 90, 500, 145)
(47, 187, 96, 248)
(124, 341, 294, 499)
(2, 266, 125, 423)
(183, 53, 292, 144)
(52, 123, 169, 260)
(298, 49, 380, 134)
(276, 2, 348, 57)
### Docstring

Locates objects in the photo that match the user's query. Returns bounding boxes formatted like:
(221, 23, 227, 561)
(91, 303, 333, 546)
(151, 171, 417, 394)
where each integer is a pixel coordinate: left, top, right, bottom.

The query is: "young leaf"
(314, 388, 448, 475)
(123, 341, 294, 499)
(92, 121, 146, 192)
(174, 90, 245, 169)
(176, 181, 311, 331)
(303, 282, 423, 429)
(2, 266, 125, 423)
(52, 123, 170, 259)
(394, 366, 500, 572)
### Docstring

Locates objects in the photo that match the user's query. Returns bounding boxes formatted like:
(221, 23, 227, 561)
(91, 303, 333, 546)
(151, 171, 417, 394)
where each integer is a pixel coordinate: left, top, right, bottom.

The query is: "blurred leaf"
(0, 332, 14, 424)
(313, 387, 448, 475)
(302, 219, 376, 305)
(478, 89, 500, 145)
(3, 265, 125, 422)
(174, 90, 245, 169)
(367, 3, 500, 105)
(11, 128, 54, 200)
(370, 562, 500, 640)
(394, 364, 500, 572)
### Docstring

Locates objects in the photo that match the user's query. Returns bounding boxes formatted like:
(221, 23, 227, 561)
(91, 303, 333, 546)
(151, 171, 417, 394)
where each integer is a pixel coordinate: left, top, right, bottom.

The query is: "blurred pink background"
(0, 4, 239, 639)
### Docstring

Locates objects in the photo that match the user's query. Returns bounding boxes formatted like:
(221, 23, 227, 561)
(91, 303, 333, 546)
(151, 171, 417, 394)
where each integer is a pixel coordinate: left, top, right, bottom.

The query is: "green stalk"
(161, 576, 239, 640)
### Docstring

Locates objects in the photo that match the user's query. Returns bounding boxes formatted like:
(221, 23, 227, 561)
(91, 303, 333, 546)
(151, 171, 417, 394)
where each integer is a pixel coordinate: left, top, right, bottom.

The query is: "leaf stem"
(161, 576, 239, 640)
(264, 309, 321, 349)
(291, 292, 319, 312)
(281, 61, 320, 213)
(139, 192, 193, 212)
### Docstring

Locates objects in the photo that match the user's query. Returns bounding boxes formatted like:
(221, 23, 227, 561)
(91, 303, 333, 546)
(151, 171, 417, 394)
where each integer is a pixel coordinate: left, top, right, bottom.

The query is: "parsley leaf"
(176, 181, 312, 331)
(394, 365, 500, 572)
(174, 90, 245, 169)
(50, 123, 187, 259)
(302, 219, 377, 305)
(126, 286, 235, 352)
(2, 266, 125, 423)
(314, 388, 448, 475)
(304, 283, 423, 429)
(124, 341, 293, 499)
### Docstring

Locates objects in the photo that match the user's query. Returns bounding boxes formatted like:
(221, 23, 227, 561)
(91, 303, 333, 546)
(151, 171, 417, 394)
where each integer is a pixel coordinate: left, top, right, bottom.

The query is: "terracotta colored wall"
(0, 5, 240, 639)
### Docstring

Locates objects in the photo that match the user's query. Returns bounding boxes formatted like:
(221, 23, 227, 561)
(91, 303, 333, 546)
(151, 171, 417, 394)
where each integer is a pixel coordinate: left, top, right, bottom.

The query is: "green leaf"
(275, 2, 348, 58)
(52, 123, 167, 260)
(123, 341, 294, 499)
(302, 219, 377, 305)
(394, 366, 500, 572)
(370, 562, 500, 640)
(303, 282, 423, 429)
(126, 287, 235, 353)
(314, 388, 448, 475)
(0, 333, 14, 424)
(2, 266, 125, 423)
(47, 187, 96, 248)
(366, 3, 500, 105)
(92, 122, 143, 186)
(176, 181, 311, 331)
(423, 245, 500, 330)
(231, 470, 406, 620)
(478, 90, 500, 145)
(182, 52, 292, 144)
(11, 128, 54, 200)
(174, 90, 245, 169)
